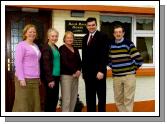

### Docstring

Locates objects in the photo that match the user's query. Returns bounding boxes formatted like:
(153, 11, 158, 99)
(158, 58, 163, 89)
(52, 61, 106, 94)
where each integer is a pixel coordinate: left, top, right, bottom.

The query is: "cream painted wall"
(52, 10, 100, 47)
(58, 76, 155, 107)
(78, 76, 155, 106)
(51, 10, 155, 106)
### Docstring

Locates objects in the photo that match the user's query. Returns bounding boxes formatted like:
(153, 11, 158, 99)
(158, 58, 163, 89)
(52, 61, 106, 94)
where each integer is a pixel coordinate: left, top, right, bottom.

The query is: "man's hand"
(96, 72, 104, 80)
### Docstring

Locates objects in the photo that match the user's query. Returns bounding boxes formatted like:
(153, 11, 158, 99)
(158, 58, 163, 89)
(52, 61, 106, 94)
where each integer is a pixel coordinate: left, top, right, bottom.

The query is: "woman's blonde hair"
(22, 24, 38, 40)
(63, 31, 74, 42)
(47, 28, 59, 38)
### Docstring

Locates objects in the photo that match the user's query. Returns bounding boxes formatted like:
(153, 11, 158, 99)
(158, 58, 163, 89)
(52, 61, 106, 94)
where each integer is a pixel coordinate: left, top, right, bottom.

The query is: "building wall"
(78, 76, 155, 106)
(52, 10, 100, 47)
(52, 10, 155, 106)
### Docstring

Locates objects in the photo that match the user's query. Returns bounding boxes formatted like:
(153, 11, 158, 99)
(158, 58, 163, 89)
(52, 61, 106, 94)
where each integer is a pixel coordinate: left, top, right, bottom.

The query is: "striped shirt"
(108, 38, 143, 76)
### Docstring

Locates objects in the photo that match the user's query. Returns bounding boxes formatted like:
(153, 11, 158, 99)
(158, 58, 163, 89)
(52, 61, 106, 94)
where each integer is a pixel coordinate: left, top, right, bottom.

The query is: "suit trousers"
(84, 76, 106, 112)
(113, 74, 136, 112)
(44, 76, 60, 112)
(60, 75, 79, 112)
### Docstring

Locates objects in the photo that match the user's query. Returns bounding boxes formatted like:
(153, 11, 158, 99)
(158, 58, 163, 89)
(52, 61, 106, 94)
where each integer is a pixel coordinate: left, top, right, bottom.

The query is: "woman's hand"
(73, 70, 81, 78)
(48, 81, 55, 88)
(20, 80, 26, 87)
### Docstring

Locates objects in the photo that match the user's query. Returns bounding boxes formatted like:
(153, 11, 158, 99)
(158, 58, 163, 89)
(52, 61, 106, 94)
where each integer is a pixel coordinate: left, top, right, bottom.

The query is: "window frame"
(100, 13, 134, 41)
(134, 34, 155, 67)
(133, 16, 155, 67)
(134, 16, 155, 33)
(100, 13, 155, 68)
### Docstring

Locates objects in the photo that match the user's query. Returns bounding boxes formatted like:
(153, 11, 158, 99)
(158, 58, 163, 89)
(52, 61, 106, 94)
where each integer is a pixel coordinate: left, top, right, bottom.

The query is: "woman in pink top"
(12, 24, 41, 112)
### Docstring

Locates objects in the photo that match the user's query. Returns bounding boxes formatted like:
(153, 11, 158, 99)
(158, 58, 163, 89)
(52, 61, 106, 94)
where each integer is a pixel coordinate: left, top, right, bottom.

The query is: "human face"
(86, 21, 97, 33)
(64, 33, 74, 46)
(25, 27, 37, 41)
(113, 27, 125, 41)
(48, 31, 59, 44)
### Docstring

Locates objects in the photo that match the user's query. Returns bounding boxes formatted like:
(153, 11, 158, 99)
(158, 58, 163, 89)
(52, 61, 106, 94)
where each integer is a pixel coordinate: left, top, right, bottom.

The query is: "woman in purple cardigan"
(13, 24, 41, 112)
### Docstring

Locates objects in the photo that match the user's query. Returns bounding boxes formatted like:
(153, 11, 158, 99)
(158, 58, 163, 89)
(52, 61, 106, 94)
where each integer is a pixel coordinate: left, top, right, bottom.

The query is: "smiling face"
(113, 27, 125, 41)
(48, 31, 59, 44)
(86, 20, 97, 33)
(25, 27, 37, 41)
(64, 32, 74, 46)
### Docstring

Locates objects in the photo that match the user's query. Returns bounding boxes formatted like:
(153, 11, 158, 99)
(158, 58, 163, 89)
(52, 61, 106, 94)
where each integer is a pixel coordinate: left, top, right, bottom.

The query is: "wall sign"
(65, 20, 87, 34)
(65, 20, 87, 49)
(73, 36, 83, 49)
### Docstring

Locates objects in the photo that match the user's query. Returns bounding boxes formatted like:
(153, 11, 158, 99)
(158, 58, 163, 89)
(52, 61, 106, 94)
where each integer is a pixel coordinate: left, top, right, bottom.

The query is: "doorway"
(5, 7, 51, 112)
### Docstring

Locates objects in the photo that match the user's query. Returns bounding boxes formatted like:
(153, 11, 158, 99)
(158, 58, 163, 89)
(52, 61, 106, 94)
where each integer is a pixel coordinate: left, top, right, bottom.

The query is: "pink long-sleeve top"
(15, 41, 41, 81)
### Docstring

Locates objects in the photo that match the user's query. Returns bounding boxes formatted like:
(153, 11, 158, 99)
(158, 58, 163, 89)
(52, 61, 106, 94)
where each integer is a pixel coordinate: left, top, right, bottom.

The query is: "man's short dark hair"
(113, 25, 125, 32)
(86, 17, 97, 25)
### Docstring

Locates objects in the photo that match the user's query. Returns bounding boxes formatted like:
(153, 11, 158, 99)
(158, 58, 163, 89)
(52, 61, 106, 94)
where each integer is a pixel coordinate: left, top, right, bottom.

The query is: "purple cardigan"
(15, 41, 41, 80)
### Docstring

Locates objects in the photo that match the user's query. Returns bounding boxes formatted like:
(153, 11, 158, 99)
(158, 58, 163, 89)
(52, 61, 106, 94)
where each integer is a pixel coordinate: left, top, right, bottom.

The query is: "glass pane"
(100, 15, 132, 40)
(13, 37, 18, 44)
(11, 18, 25, 70)
(136, 37, 153, 63)
(136, 19, 153, 30)
(30, 18, 45, 49)
(18, 29, 23, 37)
(18, 21, 24, 29)
(11, 22, 18, 29)
(11, 29, 18, 37)
(18, 36, 22, 42)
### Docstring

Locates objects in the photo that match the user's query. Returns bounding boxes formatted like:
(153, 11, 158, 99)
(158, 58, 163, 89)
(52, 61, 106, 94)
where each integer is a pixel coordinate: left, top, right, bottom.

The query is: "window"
(100, 14, 155, 67)
(100, 15, 132, 40)
(136, 19, 153, 30)
(136, 37, 153, 63)
(134, 17, 154, 66)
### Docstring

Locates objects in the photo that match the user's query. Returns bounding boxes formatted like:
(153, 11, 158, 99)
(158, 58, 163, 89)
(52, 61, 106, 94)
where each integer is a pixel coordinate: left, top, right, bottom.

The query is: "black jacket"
(40, 43, 59, 84)
(59, 44, 81, 75)
(82, 31, 109, 79)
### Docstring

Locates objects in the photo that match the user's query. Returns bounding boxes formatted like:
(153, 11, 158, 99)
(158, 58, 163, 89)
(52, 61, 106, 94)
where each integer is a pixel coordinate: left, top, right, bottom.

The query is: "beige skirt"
(12, 77, 41, 112)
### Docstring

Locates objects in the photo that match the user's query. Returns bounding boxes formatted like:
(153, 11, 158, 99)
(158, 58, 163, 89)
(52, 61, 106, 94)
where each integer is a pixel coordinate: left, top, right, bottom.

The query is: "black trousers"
(44, 76, 60, 112)
(84, 76, 106, 112)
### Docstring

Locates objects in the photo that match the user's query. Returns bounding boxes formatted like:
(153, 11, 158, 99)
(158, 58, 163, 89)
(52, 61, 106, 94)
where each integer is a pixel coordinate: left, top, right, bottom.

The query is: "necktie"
(88, 35, 93, 46)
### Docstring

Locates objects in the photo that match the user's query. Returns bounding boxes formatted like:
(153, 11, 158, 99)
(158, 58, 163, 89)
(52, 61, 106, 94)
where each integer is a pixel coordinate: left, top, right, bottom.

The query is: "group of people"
(12, 17, 143, 112)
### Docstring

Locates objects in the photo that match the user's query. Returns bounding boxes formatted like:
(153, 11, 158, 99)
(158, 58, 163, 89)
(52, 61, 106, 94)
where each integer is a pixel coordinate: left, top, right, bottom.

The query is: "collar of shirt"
(115, 37, 124, 44)
(87, 30, 97, 43)
(89, 30, 97, 37)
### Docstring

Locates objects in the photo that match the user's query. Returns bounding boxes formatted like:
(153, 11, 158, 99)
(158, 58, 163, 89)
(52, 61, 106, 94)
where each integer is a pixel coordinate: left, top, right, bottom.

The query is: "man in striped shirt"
(108, 25, 143, 112)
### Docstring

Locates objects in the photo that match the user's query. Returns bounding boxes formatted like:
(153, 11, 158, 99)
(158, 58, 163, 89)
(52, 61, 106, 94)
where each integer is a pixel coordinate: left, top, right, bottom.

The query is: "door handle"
(7, 58, 11, 71)
(7, 58, 14, 71)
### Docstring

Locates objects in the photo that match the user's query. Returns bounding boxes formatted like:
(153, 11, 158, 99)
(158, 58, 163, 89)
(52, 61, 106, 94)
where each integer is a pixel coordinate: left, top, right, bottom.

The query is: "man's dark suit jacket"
(82, 30, 109, 79)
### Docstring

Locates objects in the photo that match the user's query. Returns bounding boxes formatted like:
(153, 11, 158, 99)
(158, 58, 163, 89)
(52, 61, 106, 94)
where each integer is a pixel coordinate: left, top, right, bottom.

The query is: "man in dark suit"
(82, 17, 109, 112)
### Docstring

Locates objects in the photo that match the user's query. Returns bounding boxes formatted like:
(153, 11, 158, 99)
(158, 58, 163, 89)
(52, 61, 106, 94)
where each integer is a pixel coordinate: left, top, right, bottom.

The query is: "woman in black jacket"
(40, 28, 60, 112)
